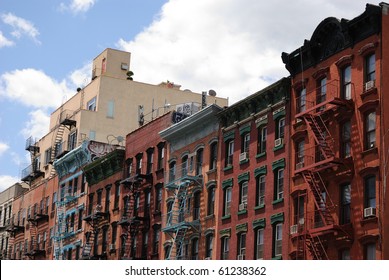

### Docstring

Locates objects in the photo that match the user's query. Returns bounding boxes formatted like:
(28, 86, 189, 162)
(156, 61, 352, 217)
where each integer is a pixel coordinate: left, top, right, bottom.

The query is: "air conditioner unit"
(237, 254, 245, 260)
(275, 138, 283, 147)
(290, 224, 298, 235)
(238, 203, 247, 211)
(295, 162, 304, 170)
(365, 80, 375, 91)
(364, 207, 376, 218)
(239, 152, 248, 162)
(109, 244, 116, 251)
(204, 257, 211, 260)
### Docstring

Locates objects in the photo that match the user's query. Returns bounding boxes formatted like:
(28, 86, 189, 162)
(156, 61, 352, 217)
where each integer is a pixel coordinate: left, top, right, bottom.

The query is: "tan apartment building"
(21, 48, 228, 188)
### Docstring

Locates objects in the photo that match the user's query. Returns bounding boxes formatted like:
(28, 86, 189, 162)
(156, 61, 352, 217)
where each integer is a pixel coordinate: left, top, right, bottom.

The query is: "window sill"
(273, 144, 284, 152)
(272, 255, 282, 260)
(254, 204, 265, 210)
(237, 209, 247, 215)
(361, 147, 378, 158)
(239, 159, 249, 165)
(223, 165, 233, 172)
(222, 215, 231, 220)
(205, 214, 215, 220)
(206, 168, 217, 175)
(360, 216, 378, 226)
(272, 198, 284, 205)
(256, 152, 266, 159)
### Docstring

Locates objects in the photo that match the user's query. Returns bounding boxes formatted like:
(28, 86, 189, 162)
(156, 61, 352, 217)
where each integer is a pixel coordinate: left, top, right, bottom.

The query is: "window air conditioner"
(365, 80, 375, 91)
(275, 138, 283, 147)
(290, 224, 298, 235)
(237, 254, 245, 260)
(238, 203, 247, 211)
(239, 152, 248, 162)
(364, 207, 376, 218)
(295, 162, 304, 170)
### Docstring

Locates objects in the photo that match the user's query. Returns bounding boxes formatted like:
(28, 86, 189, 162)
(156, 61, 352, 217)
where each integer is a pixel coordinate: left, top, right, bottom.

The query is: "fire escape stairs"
(305, 234, 329, 260)
(54, 204, 66, 260)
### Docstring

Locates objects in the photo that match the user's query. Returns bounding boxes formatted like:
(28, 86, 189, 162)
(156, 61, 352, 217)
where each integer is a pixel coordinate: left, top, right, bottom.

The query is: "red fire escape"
(293, 80, 354, 259)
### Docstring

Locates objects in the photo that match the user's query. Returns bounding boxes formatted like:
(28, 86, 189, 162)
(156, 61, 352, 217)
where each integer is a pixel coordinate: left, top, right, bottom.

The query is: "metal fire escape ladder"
(302, 170, 334, 226)
(305, 234, 329, 260)
(53, 203, 66, 260)
(82, 231, 94, 259)
(303, 114, 335, 160)
(7, 235, 15, 260)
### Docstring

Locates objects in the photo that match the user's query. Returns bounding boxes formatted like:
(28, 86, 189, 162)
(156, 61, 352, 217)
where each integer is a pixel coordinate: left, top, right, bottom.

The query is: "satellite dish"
(208, 89, 217, 96)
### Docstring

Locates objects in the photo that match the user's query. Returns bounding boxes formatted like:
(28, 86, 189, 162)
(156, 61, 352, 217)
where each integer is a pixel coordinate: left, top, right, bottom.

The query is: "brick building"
(282, 3, 389, 259)
(216, 78, 290, 260)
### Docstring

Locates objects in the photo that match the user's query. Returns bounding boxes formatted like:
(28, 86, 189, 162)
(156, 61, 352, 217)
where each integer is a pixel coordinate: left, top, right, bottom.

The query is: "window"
(297, 87, 306, 112)
(225, 140, 234, 167)
(97, 189, 102, 206)
(365, 111, 376, 149)
(224, 187, 232, 216)
(240, 181, 248, 206)
(102, 226, 108, 253)
(255, 229, 264, 259)
(157, 142, 165, 170)
(276, 118, 285, 140)
(114, 183, 120, 209)
(242, 133, 250, 153)
(275, 169, 284, 200)
(237, 233, 246, 259)
(166, 201, 173, 225)
(258, 126, 267, 154)
(191, 238, 199, 260)
(182, 155, 188, 176)
(341, 121, 351, 158)
(341, 66, 351, 100)
(296, 139, 305, 168)
(293, 195, 305, 226)
(78, 208, 83, 230)
(364, 176, 376, 209)
(169, 161, 176, 182)
(144, 189, 151, 217)
(273, 223, 282, 257)
(101, 58, 106, 74)
(107, 100, 115, 118)
(136, 154, 143, 174)
(205, 234, 213, 259)
(146, 148, 154, 174)
(153, 228, 160, 254)
(340, 183, 351, 225)
(88, 194, 94, 216)
(339, 248, 350, 260)
(87, 97, 96, 111)
(44, 147, 52, 165)
(207, 186, 215, 216)
(209, 142, 217, 170)
(317, 77, 327, 106)
(68, 130, 77, 151)
(111, 222, 117, 245)
(365, 53, 376, 83)
(364, 243, 376, 260)
(193, 191, 200, 220)
(196, 148, 203, 175)
(105, 185, 111, 213)
(164, 244, 171, 260)
(155, 184, 162, 212)
(89, 130, 96, 140)
(256, 175, 265, 207)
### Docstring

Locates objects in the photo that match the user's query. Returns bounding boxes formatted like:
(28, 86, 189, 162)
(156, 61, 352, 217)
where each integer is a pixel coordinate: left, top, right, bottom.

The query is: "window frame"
(341, 65, 352, 100)
(365, 111, 376, 150)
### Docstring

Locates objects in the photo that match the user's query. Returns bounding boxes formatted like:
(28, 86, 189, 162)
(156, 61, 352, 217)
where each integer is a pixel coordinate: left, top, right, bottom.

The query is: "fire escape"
(5, 214, 25, 259)
(25, 202, 48, 259)
(53, 189, 80, 260)
(293, 80, 354, 259)
(162, 161, 202, 260)
(49, 108, 77, 178)
(119, 157, 152, 260)
(21, 136, 44, 185)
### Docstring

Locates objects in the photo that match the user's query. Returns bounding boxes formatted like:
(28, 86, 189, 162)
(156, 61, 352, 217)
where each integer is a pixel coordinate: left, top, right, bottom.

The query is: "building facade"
(159, 104, 223, 260)
(282, 3, 389, 259)
(216, 78, 291, 260)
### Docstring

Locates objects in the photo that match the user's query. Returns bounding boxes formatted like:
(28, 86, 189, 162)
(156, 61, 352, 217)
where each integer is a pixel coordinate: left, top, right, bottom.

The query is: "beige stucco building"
(21, 48, 228, 187)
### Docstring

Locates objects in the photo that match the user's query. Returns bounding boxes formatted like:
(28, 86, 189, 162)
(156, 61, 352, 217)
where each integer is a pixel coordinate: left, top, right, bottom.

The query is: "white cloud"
(0, 142, 9, 156)
(68, 62, 92, 88)
(21, 109, 51, 139)
(116, 0, 379, 104)
(0, 31, 14, 48)
(0, 68, 73, 109)
(60, 0, 97, 14)
(1, 13, 40, 44)
(0, 175, 19, 192)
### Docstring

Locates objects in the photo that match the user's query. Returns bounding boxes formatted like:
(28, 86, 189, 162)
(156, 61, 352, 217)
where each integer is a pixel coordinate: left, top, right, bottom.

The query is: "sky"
(0, 0, 383, 192)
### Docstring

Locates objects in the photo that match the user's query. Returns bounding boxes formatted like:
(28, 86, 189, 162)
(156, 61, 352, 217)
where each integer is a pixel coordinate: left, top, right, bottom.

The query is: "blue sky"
(0, 0, 382, 191)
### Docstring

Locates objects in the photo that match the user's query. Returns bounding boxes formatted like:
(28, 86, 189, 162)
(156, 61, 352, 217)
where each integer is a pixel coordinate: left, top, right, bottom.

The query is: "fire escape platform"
(295, 157, 343, 175)
(165, 175, 203, 190)
(295, 97, 353, 119)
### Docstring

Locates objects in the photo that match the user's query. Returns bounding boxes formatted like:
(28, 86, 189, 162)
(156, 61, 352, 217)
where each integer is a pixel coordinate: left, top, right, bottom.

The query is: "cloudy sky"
(0, 0, 383, 192)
